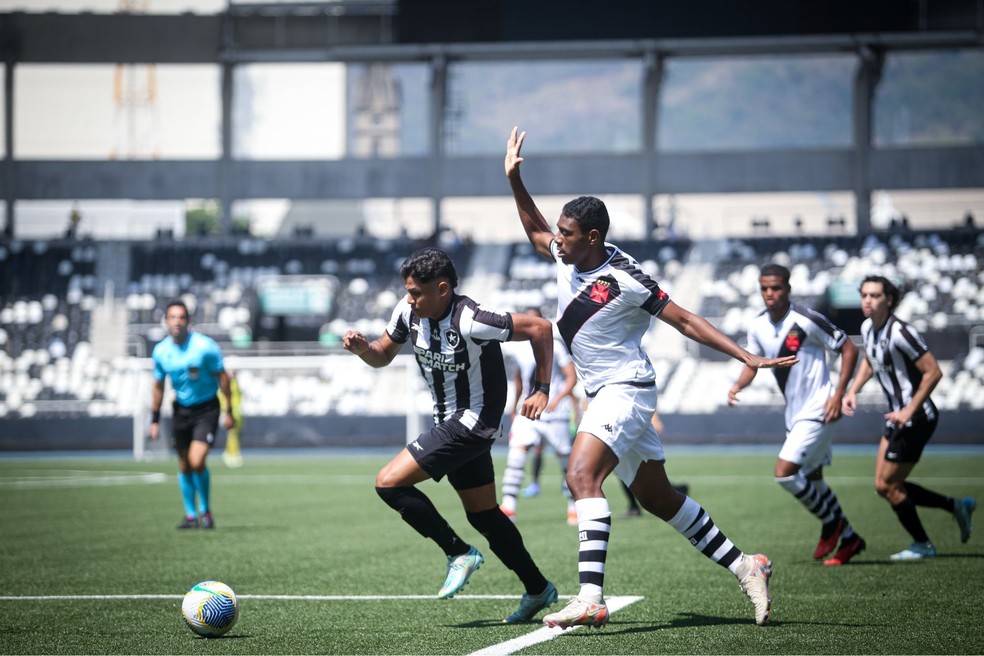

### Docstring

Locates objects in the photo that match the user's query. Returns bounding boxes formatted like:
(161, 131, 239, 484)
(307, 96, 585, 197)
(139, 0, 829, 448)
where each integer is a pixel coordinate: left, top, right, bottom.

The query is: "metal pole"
(429, 54, 447, 239)
(4, 58, 14, 239)
(853, 46, 883, 235)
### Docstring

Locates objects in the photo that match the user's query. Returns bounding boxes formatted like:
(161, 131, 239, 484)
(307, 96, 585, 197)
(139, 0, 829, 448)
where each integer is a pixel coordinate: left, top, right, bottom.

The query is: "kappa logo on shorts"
(602, 423, 614, 434)
(411, 440, 423, 451)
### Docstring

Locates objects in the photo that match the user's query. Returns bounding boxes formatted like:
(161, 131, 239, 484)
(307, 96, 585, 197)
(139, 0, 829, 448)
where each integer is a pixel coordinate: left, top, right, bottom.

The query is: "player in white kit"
(501, 309, 578, 525)
(506, 126, 797, 629)
(728, 264, 865, 566)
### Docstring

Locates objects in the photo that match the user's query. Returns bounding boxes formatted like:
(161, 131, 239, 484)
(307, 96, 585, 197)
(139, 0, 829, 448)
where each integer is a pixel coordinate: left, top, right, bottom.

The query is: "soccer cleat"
(504, 581, 559, 624)
(521, 482, 541, 498)
(953, 497, 976, 543)
(200, 511, 215, 529)
(814, 518, 844, 560)
(543, 596, 609, 629)
(890, 541, 936, 561)
(222, 452, 244, 468)
(823, 535, 866, 566)
(438, 546, 484, 599)
(736, 553, 772, 626)
(176, 516, 199, 529)
(500, 505, 517, 523)
(566, 508, 578, 526)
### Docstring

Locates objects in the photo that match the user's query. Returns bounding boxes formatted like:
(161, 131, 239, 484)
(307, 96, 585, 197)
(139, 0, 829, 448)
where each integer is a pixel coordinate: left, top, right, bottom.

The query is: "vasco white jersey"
(859, 315, 938, 421)
(551, 241, 670, 397)
(510, 332, 573, 423)
(387, 294, 513, 437)
(745, 303, 848, 428)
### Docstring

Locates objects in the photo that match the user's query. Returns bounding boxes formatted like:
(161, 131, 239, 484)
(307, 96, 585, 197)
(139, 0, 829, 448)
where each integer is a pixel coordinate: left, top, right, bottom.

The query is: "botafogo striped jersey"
(859, 314, 938, 422)
(387, 294, 513, 437)
(551, 241, 671, 397)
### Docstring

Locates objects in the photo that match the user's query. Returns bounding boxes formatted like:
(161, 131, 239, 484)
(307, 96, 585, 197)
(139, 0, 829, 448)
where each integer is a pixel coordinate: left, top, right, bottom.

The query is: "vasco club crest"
(589, 280, 611, 304)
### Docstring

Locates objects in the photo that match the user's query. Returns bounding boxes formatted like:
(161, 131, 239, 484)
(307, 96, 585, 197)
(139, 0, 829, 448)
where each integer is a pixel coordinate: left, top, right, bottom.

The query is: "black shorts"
(408, 418, 497, 491)
(882, 414, 938, 464)
(171, 398, 220, 451)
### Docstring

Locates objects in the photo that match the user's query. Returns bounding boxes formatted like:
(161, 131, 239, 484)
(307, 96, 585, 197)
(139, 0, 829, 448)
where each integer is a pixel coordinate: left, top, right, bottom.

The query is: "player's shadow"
(600, 612, 879, 634)
(191, 633, 251, 640)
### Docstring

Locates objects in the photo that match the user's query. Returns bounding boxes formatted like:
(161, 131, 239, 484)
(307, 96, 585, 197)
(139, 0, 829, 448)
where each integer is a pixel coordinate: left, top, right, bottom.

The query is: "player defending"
(149, 300, 235, 529)
(343, 247, 559, 623)
(842, 275, 976, 560)
(506, 127, 797, 628)
(728, 264, 865, 565)
(501, 308, 579, 525)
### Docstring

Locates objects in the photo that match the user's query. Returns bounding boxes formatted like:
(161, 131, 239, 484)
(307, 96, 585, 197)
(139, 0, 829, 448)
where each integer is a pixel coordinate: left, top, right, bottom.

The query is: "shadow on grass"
(191, 633, 251, 640)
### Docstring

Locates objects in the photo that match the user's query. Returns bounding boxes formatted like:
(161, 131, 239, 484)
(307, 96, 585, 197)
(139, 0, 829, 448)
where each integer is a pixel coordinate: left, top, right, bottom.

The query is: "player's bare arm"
(885, 350, 942, 428)
(218, 370, 236, 429)
(660, 301, 798, 369)
(343, 330, 402, 368)
(842, 356, 873, 416)
(823, 338, 859, 423)
(505, 126, 554, 260)
(148, 379, 165, 441)
(728, 364, 759, 407)
(510, 311, 554, 420)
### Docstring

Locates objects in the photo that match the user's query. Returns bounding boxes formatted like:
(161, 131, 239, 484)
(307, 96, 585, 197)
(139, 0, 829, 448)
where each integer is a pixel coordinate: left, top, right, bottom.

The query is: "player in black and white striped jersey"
(343, 247, 560, 624)
(843, 275, 976, 561)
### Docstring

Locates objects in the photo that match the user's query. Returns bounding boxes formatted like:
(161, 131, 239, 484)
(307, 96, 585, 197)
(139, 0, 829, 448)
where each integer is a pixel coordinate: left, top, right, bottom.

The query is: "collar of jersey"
(573, 244, 618, 277)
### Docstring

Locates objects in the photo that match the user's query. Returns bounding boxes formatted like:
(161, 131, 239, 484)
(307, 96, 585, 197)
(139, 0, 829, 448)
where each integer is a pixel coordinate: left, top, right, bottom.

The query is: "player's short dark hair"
(401, 247, 458, 289)
(562, 196, 610, 240)
(164, 299, 189, 318)
(760, 263, 791, 285)
(860, 275, 900, 310)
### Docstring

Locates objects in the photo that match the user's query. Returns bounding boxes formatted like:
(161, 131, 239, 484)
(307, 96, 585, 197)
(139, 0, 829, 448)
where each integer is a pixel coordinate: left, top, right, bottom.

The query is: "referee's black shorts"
(171, 397, 220, 451)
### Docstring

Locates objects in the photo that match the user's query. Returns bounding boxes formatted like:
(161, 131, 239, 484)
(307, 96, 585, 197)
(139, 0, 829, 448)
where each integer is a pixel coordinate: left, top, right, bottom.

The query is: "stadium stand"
(2, 230, 982, 446)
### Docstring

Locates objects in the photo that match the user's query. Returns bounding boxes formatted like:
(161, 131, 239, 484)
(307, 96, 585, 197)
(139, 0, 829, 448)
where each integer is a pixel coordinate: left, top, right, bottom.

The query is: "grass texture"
(1, 448, 982, 654)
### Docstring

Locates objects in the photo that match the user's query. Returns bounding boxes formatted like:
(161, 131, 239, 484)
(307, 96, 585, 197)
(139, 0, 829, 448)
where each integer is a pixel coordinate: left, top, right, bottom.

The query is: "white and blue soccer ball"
(181, 580, 239, 638)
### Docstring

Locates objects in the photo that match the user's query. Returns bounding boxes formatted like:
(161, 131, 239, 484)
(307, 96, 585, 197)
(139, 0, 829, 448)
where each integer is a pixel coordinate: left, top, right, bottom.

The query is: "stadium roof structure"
(0, 0, 982, 238)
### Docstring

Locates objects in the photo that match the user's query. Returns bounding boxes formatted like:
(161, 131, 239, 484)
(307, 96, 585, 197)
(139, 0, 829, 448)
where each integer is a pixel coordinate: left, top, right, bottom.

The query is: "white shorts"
(578, 384, 664, 486)
(509, 415, 572, 456)
(778, 418, 835, 473)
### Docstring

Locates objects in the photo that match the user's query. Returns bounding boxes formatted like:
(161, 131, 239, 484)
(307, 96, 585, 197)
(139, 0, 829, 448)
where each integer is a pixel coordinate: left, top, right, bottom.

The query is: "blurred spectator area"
(3, 229, 984, 421)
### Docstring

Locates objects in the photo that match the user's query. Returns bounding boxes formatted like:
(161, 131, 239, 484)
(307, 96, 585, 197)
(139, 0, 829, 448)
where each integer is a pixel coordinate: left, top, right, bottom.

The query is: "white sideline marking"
(0, 470, 167, 489)
(468, 596, 645, 656)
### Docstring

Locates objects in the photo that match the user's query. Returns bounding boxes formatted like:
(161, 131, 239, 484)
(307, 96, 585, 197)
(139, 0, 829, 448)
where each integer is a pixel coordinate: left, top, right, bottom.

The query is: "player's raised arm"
(505, 126, 555, 260)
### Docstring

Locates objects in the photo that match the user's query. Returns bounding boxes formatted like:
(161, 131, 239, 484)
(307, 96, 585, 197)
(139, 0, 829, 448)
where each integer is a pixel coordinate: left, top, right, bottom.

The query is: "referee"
(149, 299, 235, 529)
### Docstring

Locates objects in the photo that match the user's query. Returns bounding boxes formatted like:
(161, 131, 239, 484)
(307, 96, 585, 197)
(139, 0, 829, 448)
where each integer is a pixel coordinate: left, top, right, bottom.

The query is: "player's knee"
(874, 478, 895, 499)
(775, 473, 805, 495)
(375, 485, 407, 509)
(466, 507, 506, 535)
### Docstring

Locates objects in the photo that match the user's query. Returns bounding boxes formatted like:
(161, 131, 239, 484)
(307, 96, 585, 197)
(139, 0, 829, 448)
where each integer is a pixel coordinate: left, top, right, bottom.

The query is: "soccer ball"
(181, 580, 239, 638)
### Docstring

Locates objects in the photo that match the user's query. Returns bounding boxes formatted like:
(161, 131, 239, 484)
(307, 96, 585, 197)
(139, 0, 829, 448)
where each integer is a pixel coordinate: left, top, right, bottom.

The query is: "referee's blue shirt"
(152, 332, 225, 407)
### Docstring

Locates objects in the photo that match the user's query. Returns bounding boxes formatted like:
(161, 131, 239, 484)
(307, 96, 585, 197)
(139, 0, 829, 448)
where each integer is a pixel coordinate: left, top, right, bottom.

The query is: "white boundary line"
(468, 596, 644, 656)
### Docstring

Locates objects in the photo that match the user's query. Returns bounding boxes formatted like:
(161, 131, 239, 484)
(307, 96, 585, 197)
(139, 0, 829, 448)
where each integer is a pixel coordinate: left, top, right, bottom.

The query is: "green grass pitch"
(1, 448, 982, 655)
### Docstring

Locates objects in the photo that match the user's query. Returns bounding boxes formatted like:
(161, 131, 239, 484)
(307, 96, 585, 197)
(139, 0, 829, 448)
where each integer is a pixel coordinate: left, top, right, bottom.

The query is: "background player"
(500, 308, 578, 525)
(843, 275, 976, 560)
(728, 263, 865, 566)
